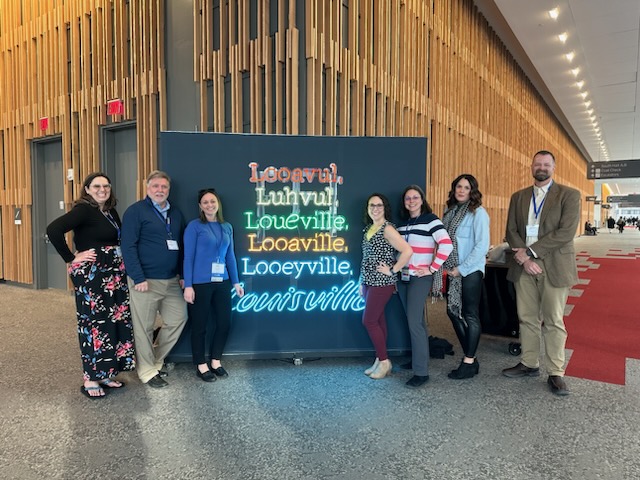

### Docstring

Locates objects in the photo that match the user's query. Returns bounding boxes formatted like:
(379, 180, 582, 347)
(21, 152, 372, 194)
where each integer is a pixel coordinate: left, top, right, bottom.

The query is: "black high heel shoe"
(196, 367, 217, 382)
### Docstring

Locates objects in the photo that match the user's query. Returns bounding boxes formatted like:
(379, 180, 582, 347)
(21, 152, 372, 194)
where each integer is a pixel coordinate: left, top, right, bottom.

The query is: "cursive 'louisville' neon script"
(231, 280, 365, 313)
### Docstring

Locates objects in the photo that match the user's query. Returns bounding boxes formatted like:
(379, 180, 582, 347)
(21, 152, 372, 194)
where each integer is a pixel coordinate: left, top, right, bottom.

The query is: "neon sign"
(236, 161, 362, 313)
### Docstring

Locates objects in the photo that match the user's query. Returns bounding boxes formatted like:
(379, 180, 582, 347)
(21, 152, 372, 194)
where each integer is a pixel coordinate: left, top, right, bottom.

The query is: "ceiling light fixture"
(565, 51, 575, 62)
(571, 68, 580, 77)
(584, 100, 592, 108)
(580, 91, 588, 99)
(549, 8, 559, 20)
(576, 80, 584, 89)
(587, 109, 594, 115)
(558, 32, 568, 43)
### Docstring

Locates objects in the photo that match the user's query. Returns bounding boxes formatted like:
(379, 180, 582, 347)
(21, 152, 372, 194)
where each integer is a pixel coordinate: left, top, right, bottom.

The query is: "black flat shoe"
(211, 366, 229, 378)
(196, 368, 217, 382)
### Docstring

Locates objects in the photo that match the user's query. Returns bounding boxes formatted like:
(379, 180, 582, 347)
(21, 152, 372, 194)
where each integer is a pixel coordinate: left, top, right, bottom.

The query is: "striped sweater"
(397, 212, 453, 274)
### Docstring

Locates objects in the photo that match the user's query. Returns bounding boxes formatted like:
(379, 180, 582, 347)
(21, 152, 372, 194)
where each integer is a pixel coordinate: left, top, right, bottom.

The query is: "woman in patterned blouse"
(359, 193, 413, 379)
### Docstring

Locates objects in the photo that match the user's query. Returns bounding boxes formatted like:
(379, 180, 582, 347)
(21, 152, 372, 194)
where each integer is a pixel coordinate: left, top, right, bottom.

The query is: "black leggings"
(447, 270, 483, 358)
(188, 280, 232, 365)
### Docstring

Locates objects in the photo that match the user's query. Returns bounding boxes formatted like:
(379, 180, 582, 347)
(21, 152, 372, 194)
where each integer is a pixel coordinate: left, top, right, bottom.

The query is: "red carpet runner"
(565, 252, 640, 385)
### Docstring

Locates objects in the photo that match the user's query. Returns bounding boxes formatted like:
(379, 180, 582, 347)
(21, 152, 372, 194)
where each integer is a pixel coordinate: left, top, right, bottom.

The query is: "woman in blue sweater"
(183, 188, 244, 382)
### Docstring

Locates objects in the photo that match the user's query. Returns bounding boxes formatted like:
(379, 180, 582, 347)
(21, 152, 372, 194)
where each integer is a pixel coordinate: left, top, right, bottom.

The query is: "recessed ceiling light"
(584, 100, 592, 108)
(580, 91, 588, 99)
(587, 109, 594, 115)
(558, 32, 568, 43)
(549, 8, 559, 19)
(576, 81, 584, 89)
(565, 51, 575, 62)
(571, 68, 580, 77)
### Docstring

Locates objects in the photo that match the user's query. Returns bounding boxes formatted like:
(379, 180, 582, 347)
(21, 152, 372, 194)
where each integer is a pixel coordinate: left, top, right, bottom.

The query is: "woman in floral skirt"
(47, 172, 135, 398)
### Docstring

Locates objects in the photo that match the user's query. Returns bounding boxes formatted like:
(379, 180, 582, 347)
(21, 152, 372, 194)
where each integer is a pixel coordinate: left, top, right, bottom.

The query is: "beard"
(533, 170, 550, 182)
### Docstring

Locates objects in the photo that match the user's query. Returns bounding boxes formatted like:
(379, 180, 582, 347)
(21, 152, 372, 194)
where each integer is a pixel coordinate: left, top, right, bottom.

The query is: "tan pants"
(514, 270, 569, 376)
(128, 277, 187, 383)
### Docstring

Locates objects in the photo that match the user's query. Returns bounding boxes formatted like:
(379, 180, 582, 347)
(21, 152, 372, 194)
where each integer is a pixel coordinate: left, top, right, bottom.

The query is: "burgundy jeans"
(362, 284, 396, 360)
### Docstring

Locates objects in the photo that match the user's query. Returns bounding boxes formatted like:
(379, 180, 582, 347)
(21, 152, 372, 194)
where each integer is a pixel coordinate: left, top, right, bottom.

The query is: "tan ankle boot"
(369, 359, 392, 379)
(364, 358, 380, 376)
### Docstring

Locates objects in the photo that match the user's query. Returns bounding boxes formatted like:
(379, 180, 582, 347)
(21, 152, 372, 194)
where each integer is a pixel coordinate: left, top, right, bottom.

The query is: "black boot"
(448, 360, 477, 380)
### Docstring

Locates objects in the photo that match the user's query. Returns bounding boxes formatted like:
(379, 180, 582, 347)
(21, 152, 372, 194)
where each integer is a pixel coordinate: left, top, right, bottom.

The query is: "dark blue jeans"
(447, 270, 483, 358)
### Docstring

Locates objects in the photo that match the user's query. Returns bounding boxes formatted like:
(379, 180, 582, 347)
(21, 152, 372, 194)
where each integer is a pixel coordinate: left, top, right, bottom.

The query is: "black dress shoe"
(399, 361, 413, 370)
(405, 375, 429, 388)
(547, 376, 570, 396)
(502, 362, 540, 378)
(147, 374, 169, 388)
(196, 368, 217, 382)
(211, 366, 229, 378)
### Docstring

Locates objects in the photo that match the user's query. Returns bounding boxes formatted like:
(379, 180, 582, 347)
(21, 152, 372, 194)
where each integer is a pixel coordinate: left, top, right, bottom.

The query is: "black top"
(46, 202, 121, 263)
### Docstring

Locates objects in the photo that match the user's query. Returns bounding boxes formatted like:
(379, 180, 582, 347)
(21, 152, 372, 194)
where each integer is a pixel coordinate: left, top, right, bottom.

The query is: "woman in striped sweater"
(396, 185, 453, 388)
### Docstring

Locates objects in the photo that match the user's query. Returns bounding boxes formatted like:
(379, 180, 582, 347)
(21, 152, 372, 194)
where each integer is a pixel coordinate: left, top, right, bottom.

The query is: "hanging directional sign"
(607, 194, 640, 205)
(587, 160, 640, 179)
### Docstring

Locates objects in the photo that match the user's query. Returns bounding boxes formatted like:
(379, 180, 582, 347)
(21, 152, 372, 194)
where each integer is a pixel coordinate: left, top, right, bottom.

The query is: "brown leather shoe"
(502, 362, 540, 378)
(547, 376, 570, 396)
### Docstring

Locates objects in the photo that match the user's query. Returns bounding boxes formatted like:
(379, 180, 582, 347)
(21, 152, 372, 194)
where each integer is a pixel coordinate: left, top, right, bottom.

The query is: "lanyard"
(403, 216, 419, 242)
(102, 210, 121, 241)
(206, 221, 222, 253)
(532, 190, 547, 220)
(146, 197, 172, 238)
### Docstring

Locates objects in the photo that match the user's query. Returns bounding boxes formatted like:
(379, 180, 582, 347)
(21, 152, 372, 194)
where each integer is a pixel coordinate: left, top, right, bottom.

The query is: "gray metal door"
(34, 140, 68, 289)
(103, 125, 138, 212)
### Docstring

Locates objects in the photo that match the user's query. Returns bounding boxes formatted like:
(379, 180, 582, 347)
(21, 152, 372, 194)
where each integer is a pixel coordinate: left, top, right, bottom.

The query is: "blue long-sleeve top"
(182, 219, 240, 287)
(121, 197, 186, 284)
(449, 206, 490, 276)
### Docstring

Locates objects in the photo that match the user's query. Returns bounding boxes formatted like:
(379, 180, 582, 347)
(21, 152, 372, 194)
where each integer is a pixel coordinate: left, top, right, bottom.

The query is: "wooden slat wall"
(1, 0, 594, 285)
(0, 0, 165, 283)
(194, 0, 593, 245)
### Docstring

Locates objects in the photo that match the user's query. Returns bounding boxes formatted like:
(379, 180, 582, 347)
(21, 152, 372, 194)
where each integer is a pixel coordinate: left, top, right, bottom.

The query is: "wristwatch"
(526, 248, 534, 258)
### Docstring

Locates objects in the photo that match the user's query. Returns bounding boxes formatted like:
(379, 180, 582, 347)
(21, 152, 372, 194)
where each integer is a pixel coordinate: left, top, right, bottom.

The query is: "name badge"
(211, 262, 225, 282)
(401, 267, 411, 282)
(166, 239, 179, 250)
(526, 224, 539, 237)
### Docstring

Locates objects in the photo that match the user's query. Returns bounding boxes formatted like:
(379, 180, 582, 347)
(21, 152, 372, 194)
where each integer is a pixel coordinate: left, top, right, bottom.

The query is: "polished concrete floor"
(1, 230, 639, 479)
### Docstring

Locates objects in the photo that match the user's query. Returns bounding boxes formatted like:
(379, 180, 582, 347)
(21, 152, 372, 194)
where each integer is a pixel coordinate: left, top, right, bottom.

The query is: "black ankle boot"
(448, 360, 477, 380)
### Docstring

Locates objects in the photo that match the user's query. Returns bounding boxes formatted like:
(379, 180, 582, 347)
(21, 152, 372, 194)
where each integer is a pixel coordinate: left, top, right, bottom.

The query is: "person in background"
(121, 170, 187, 388)
(183, 188, 244, 382)
(434, 174, 490, 380)
(502, 150, 580, 396)
(396, 185, 453, 388)
(47, 172, 134, 399)
(359, 193, 413, 380)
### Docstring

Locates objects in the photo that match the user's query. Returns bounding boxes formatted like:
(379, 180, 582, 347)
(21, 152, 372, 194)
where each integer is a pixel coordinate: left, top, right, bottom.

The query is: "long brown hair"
(445, 174, 482, 212)
(75, 172, 118, 210)
(197, 188, 225, 223)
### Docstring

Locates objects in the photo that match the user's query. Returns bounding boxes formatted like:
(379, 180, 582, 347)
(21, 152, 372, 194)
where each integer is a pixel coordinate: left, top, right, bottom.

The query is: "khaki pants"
(128, 277, 187, 383)
(514, 269, 569, 376)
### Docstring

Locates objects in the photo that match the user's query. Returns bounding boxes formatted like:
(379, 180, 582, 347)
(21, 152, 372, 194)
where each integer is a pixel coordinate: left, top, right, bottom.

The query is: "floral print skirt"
(68, 245, 135, 381)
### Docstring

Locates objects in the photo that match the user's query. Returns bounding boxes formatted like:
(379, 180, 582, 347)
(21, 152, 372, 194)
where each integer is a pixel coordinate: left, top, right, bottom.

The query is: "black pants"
(188, 280, 232, 365)
(447, 270, 483, 358)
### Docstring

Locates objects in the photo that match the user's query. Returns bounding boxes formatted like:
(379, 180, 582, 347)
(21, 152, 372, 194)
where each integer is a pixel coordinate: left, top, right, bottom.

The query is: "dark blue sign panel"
(160, 132, 427, 359)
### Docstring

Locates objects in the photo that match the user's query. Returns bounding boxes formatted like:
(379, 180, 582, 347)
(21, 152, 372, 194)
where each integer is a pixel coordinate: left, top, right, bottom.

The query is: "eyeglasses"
(90, 184, 111, 190)
(404, 195, 421, 202)
(368, 203, 384, 209)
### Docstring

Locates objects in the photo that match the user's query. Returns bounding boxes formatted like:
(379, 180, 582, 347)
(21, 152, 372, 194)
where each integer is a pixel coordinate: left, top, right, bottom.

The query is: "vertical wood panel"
(0, 0, 166, 283)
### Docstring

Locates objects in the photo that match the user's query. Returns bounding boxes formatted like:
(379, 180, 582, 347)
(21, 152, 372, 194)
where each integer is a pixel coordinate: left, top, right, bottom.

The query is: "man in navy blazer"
(502, 150, 580, 396)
